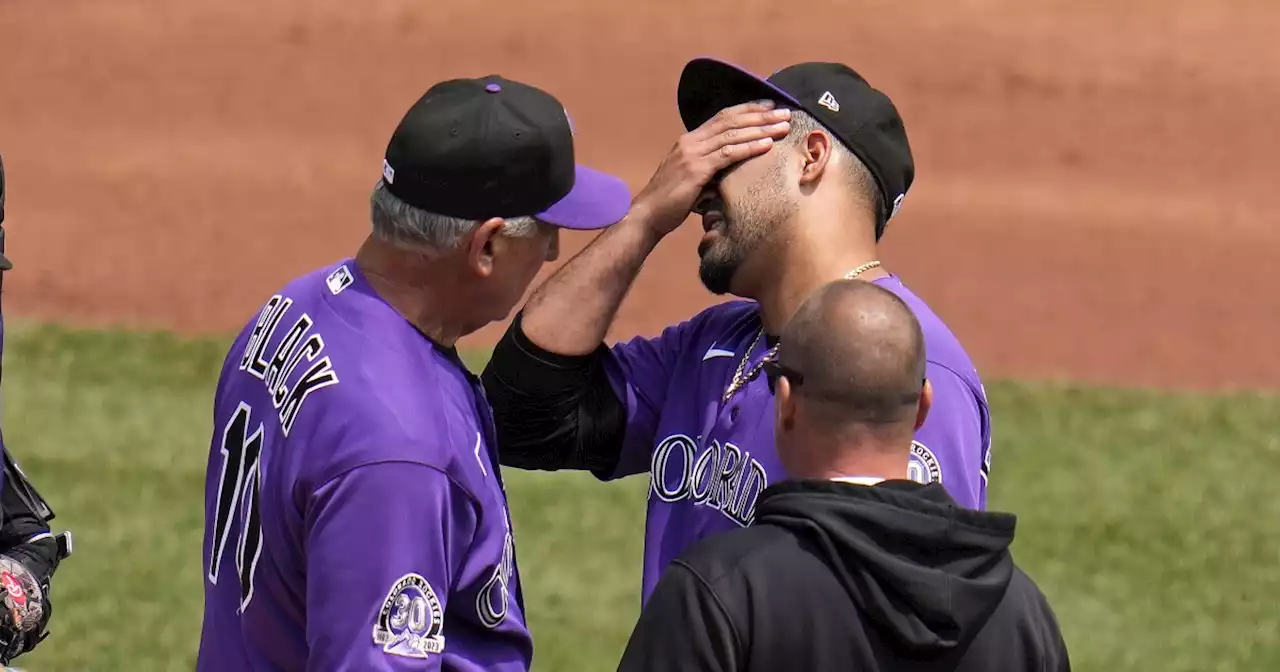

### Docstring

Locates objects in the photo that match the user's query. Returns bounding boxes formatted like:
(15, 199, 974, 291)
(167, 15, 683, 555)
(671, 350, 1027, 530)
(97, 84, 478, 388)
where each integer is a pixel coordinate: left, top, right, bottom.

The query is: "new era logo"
(818, 91, 840, 112)
(382, 159, 395, 185)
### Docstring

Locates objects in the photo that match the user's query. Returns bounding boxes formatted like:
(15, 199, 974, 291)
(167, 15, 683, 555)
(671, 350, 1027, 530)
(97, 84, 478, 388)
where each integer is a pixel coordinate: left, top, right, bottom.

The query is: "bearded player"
(481, 59, 992, 602)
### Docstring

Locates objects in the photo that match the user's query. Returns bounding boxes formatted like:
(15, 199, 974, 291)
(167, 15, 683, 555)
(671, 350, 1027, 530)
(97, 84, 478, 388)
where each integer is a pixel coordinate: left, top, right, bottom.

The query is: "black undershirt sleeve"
(480, 312, 627, 476)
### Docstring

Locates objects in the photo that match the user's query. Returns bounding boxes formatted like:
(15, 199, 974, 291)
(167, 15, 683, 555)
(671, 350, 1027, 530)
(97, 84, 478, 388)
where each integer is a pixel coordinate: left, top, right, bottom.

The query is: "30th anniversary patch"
(372, 573, 446, 659)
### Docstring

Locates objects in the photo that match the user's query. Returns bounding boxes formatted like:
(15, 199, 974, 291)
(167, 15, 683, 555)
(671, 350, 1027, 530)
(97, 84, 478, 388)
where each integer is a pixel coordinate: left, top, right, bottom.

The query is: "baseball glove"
(0, 552, 50, 665)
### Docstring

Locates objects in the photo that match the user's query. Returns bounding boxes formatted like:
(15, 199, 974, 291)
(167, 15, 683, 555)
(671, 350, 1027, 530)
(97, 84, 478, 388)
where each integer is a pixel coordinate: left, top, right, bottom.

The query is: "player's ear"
(798, 130, 834, 187)
(914, 378, 933, 431)
(465, 217, 507, 278)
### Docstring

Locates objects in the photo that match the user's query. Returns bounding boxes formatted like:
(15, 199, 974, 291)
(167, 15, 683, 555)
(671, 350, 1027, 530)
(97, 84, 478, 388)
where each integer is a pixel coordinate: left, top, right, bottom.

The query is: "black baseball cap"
(677, 58, 914, 231)
(382, 75, 630, 230)
(0, 154, 13, 271)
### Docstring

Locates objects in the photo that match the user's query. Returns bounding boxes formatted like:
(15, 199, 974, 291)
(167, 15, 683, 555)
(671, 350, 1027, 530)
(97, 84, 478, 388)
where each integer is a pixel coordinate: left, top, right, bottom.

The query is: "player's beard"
(698, 158, 795, 296)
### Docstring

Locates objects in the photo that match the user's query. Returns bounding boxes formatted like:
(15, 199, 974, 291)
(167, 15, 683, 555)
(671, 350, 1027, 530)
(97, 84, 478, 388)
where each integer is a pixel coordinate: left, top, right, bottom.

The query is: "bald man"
(617, 281, 1070, 672)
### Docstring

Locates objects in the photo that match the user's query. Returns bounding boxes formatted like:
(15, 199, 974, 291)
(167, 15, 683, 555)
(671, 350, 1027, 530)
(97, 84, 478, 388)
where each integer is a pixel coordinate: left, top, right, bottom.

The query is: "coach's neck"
(818, 442, 912, 484)
(355, 236, 475, 348)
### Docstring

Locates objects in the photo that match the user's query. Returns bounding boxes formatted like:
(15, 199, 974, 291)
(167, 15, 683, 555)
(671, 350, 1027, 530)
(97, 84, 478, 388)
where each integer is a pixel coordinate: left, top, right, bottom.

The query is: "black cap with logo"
(677, 58, 914, 236)
(381, 76, 631, 231)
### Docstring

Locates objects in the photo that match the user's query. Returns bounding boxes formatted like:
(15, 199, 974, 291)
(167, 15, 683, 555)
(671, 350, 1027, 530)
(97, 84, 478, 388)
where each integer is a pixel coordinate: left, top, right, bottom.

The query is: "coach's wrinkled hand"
(631, 101, 791, 237)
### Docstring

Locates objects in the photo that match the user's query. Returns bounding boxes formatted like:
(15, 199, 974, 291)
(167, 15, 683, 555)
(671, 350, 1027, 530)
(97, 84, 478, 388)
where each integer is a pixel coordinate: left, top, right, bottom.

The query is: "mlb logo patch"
(326, 265, 354, 295)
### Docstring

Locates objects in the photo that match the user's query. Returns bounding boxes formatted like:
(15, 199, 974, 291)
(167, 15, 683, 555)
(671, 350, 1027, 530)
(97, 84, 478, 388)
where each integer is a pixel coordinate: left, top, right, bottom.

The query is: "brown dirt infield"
(1, 0, 1277, 390)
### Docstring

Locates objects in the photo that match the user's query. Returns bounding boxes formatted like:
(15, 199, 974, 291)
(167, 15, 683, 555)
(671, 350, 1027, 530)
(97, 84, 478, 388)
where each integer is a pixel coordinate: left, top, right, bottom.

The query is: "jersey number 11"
(207, 402, 266, 612)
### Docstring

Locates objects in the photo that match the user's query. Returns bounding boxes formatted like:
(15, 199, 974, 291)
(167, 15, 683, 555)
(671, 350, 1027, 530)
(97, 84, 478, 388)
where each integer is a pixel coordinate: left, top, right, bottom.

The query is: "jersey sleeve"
(598, 318, 698, 481)
(913, 363, 989, 510)
(304, 461, 478, 671)
(616, 559, 741, 671)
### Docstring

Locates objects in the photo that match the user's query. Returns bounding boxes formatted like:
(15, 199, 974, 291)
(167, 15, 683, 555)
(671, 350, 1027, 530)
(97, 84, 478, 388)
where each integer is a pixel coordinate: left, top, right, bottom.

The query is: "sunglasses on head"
(761, 359, 803, 395)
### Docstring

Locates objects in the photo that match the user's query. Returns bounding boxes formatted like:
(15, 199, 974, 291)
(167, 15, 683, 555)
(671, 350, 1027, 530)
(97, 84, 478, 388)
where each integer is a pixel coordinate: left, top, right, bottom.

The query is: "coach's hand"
(630, 101, 791, 237)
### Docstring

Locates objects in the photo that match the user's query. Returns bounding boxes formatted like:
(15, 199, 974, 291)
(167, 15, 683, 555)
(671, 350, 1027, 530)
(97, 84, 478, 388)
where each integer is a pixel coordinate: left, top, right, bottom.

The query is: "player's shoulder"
(611, 299, 762, 359)
(216, 260, 485, 482)
(671, 299, 763, 349)
(221, 260, 374, 363)
(295, 348, 486, 481)
(875, 276, 983, 387)
(221, 258, 448, 387)
(688, 299, 761, 329)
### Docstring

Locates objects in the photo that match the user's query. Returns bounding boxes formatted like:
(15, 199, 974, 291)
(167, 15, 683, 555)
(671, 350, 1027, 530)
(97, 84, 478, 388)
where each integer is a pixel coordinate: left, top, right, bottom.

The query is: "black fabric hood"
(755, 479, 1017, 654)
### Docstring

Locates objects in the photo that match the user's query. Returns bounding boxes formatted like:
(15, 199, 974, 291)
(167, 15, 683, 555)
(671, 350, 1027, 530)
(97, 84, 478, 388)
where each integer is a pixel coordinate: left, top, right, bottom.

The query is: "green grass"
(3, 323, 1278, 671)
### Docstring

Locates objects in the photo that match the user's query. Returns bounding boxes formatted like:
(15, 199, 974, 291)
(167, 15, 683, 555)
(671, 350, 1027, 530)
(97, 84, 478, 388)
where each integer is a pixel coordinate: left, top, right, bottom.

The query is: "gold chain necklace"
(721, 261, 882, 403)
(844, 260, 882, 280)
(723, 330, 770, 403)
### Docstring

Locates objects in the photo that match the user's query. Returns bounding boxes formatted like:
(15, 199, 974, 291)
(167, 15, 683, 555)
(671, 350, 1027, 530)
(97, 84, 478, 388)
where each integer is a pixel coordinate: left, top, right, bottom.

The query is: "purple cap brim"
(677, 58, 802, 131)
(537, 165, 632, 231)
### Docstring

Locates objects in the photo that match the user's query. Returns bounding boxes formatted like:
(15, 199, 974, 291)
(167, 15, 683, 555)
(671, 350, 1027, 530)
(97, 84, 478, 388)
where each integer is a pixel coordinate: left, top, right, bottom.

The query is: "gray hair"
(785, 110, 885, 227)
(369, 179, 539, 251)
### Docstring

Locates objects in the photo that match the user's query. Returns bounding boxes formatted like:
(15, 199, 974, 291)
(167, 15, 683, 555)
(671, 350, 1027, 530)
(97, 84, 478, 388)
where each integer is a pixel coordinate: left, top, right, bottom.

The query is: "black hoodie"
(616, 479, 1070, 672)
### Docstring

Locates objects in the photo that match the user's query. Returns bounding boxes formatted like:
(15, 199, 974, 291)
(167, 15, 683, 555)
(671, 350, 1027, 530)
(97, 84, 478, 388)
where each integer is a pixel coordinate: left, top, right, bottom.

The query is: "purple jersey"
(197, 260, 530, 671)
(601, 275, 991, 602)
